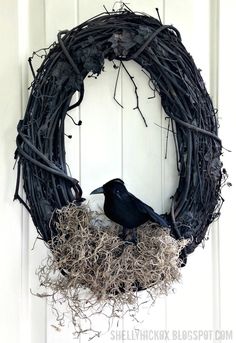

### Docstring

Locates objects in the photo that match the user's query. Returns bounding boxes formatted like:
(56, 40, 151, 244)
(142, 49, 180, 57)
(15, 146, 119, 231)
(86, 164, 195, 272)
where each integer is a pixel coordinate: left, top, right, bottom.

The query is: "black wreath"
(14, 8, 223, 260)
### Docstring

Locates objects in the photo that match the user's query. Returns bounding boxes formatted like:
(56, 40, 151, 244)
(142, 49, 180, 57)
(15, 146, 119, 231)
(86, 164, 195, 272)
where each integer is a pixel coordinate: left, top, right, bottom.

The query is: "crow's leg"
(118, 227, 136, 245)
(118, 226, 127, 241)
(125, 228, 137, 245)
(131, 228, 137, 245)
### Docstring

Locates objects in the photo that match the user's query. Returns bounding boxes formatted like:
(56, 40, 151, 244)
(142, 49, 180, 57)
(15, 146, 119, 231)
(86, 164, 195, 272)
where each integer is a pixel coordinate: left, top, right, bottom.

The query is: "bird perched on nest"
(91, 178, 168, 244)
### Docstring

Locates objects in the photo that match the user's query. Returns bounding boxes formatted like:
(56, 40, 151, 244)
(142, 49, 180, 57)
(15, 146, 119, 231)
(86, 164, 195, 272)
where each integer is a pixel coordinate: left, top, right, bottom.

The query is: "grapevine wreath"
(14, 6, 224, 336)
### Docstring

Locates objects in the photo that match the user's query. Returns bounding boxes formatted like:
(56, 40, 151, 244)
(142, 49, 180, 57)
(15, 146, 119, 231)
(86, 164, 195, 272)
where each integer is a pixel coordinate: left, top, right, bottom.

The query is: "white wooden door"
(0, 1, 235, 342)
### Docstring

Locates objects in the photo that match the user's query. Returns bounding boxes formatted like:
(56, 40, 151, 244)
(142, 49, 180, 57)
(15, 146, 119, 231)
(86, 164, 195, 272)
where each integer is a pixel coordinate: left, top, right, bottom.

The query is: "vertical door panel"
(218, 0, 236, 334)
(4, 0, 232, 342)
(0, 1, 23, 343)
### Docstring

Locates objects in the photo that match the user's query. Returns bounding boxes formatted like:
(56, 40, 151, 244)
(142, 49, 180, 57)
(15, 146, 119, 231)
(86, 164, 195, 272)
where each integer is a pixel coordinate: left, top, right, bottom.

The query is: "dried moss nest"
(37, 203, 188, 335)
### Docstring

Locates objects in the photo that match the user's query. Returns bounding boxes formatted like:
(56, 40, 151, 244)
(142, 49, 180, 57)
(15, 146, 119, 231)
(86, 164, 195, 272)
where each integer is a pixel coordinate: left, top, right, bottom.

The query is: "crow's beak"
(90, 186, 104, 195)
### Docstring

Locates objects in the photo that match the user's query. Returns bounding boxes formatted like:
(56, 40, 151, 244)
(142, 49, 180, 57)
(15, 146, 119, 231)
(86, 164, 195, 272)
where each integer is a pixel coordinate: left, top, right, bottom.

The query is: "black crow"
(90, 178, 169, 244)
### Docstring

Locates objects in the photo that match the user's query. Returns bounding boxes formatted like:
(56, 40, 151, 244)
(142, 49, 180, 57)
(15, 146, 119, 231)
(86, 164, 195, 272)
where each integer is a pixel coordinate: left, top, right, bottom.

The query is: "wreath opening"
(14, 7, 224, 337)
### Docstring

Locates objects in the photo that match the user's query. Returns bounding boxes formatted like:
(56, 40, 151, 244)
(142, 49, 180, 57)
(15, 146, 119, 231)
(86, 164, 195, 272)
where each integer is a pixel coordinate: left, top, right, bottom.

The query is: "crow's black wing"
(128, 192, 168, 227)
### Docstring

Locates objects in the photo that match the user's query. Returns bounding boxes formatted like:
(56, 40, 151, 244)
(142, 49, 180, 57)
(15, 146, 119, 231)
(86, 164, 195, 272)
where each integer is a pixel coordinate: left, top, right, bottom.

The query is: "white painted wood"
(17, 0, 31, 341)
(79, 60, 123, 196)
(0, 1, 23, 343)
(218, 0, 236, 336)
(0, 0, 235, 342)
(209, 1, 222, 339)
